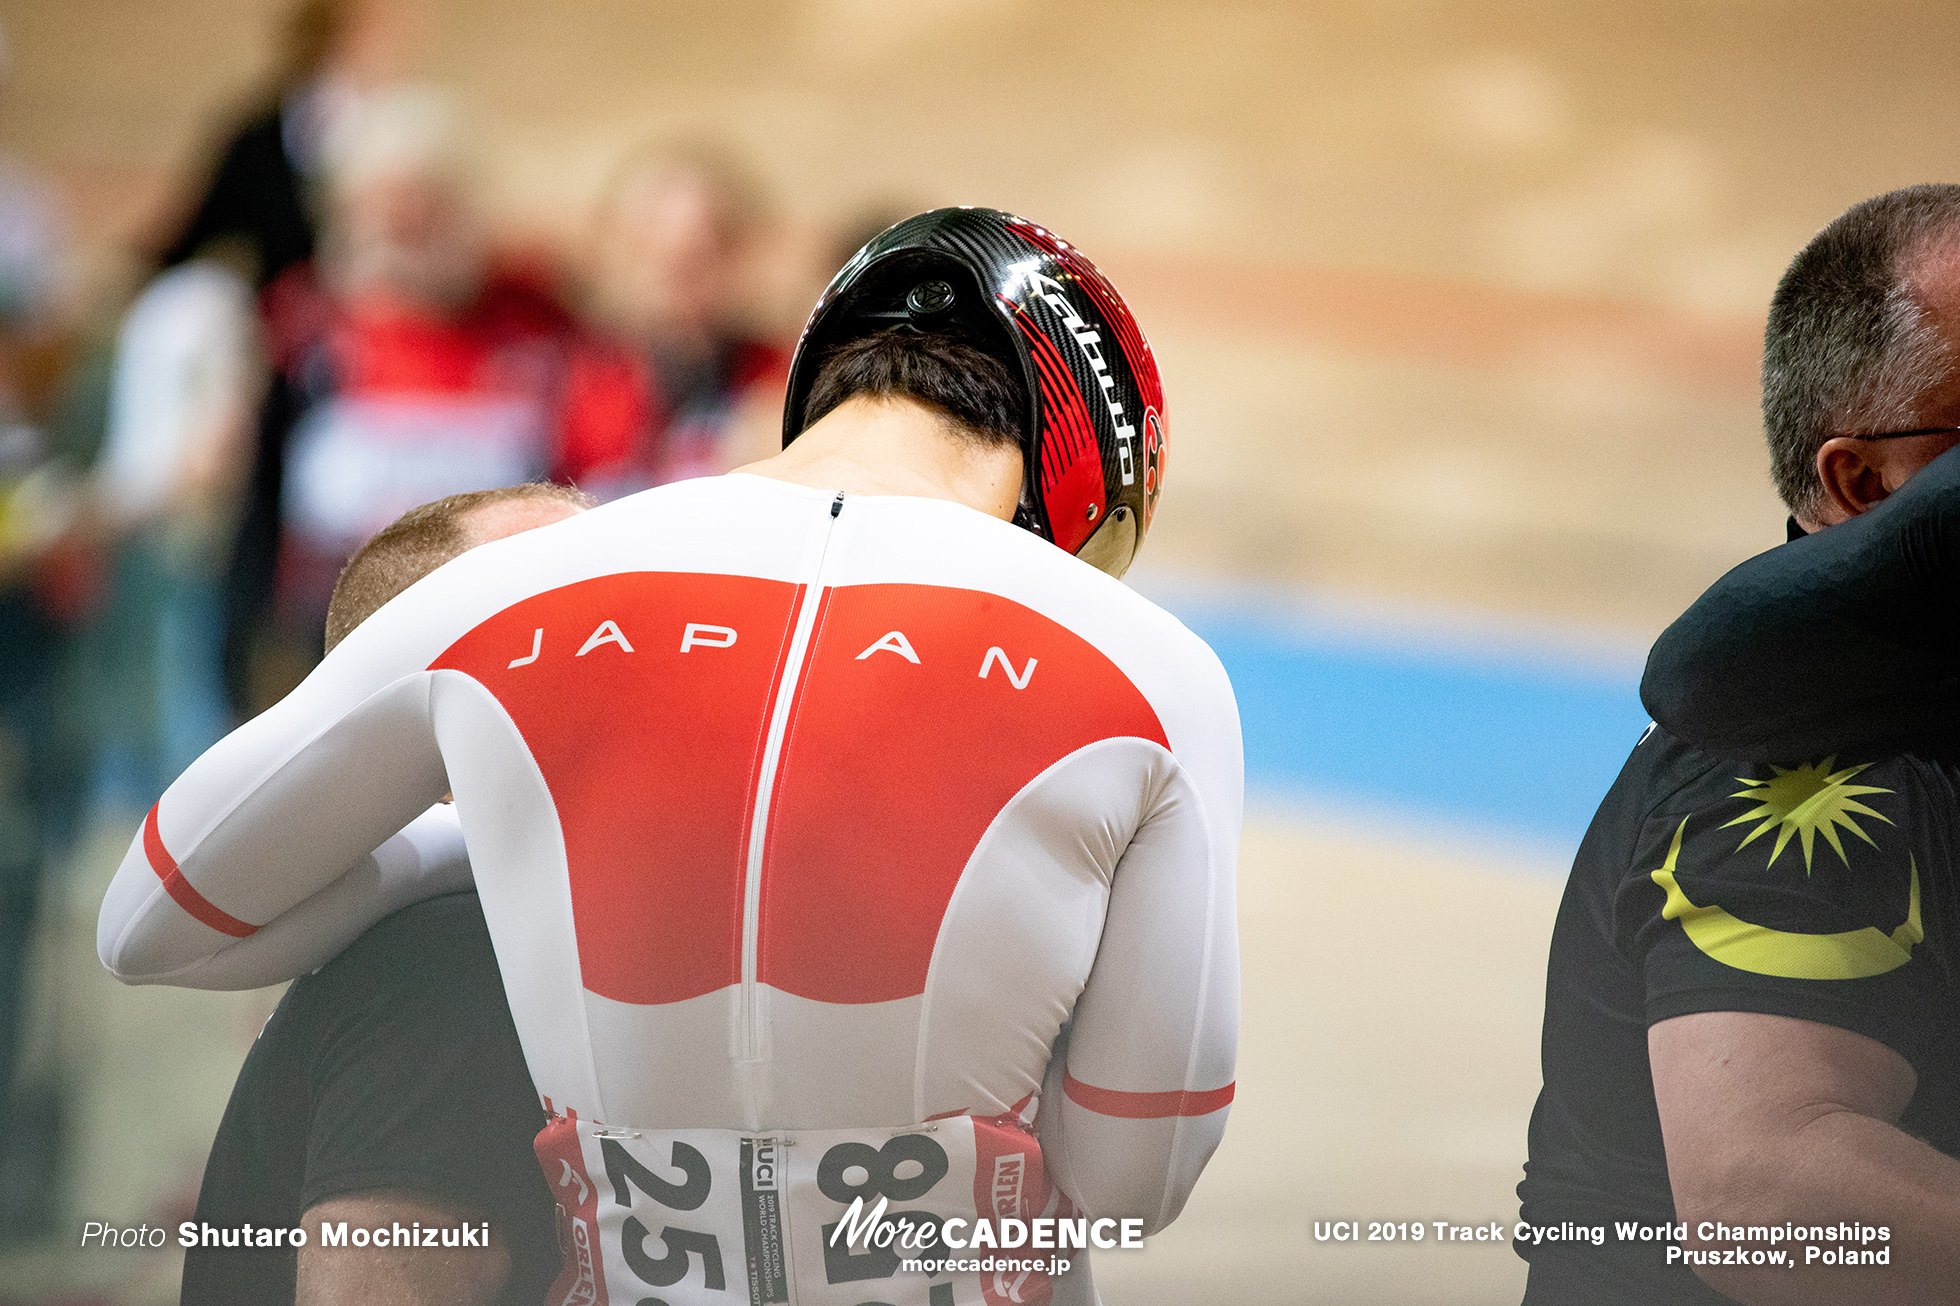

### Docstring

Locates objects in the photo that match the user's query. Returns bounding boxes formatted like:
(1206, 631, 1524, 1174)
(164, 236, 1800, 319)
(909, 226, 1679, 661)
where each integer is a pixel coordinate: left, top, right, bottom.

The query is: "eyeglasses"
(1844, 425, 1960, 441)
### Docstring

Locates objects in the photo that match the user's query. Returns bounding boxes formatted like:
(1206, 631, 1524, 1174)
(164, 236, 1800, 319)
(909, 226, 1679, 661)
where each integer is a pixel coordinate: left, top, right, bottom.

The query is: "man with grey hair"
(1514, 185, 1960, 1305)
(1763, 183, 1960, 532)
(221, 86, 636, 715)
(1644, 183, 1960, 760)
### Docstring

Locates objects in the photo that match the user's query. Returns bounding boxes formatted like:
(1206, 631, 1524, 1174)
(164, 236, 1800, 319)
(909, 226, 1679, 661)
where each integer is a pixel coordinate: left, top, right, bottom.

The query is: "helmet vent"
(905, 280, 957, 320)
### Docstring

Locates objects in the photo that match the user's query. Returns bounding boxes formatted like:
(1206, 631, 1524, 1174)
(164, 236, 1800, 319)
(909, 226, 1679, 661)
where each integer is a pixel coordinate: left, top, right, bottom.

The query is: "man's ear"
(1814, 437, 1891, 521)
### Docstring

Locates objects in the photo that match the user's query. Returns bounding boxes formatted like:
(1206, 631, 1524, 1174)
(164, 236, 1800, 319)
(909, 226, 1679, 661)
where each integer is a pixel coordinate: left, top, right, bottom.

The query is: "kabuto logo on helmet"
(1029, 273, 1138, 487)
(782, 207, 1166, 578)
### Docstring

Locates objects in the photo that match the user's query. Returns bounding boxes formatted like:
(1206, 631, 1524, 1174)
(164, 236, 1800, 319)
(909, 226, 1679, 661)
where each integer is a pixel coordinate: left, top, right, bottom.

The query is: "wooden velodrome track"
(9, 2, 1960, 1302)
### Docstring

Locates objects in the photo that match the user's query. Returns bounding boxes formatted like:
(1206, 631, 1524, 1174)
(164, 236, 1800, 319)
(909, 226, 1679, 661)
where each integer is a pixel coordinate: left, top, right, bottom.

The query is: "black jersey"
(181, 892, 558, 1306)
(1643, 443, 1960, 763)
(1516, 725, 1960, 1303)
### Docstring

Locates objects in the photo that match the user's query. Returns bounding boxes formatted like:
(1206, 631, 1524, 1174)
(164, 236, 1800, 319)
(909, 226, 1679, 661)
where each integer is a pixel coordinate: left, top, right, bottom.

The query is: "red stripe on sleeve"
(1062, 1072, 1235, 1119)
(143, 805, 257, 939)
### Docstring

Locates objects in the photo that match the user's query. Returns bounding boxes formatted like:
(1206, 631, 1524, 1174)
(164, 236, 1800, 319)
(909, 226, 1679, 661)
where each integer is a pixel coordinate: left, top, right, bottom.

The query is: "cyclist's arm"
(114, 804, 473, 989)
(97, 602, 461, 983)
(1040, 676, 1242, 1235)
(1642, 443, 1960, 762)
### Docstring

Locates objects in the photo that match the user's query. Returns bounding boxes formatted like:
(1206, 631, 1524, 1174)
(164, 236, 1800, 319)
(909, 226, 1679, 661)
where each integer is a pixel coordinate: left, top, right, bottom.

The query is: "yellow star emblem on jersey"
(1650, 818, 1921, 980)
(1721, 757, 1893, 873)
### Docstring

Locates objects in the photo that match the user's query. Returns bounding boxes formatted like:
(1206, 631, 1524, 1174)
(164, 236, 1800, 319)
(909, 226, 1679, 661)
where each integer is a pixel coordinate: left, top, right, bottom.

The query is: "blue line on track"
(1163, 600, 1651, 853)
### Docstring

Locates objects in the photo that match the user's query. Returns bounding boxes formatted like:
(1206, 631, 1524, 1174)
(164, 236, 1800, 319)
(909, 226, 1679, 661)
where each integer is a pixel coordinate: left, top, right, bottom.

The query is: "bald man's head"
(324, 483, 592, 651)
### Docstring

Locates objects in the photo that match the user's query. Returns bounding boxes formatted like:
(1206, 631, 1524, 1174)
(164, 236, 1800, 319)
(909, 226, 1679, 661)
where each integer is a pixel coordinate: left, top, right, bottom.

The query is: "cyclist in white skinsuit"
(99, 209, 1241, 1306)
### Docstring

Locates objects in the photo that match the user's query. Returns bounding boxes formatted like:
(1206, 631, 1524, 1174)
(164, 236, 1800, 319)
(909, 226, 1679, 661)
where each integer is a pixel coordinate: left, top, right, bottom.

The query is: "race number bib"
(534, 1113, 1069, 1306)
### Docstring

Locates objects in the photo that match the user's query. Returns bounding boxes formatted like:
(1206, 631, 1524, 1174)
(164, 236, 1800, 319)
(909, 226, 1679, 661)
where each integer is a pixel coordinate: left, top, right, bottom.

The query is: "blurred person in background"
(223, 85, 635, 711)
(154, 0, 417, 291)
(0, 16, 98, 1244)
(576, 142, 788, 494)
(89, 251, 263, 807)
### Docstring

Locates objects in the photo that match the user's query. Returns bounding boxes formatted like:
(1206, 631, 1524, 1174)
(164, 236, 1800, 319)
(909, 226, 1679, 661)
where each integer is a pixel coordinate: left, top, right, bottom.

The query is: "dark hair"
(325, 482, 593, 651)
(800, 330, 1026, 449)
(1764, 184, 1960, 517)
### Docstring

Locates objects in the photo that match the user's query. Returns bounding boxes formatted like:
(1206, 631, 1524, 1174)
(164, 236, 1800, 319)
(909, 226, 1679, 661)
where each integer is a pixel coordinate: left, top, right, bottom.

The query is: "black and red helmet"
(782, 207, 1167, 578)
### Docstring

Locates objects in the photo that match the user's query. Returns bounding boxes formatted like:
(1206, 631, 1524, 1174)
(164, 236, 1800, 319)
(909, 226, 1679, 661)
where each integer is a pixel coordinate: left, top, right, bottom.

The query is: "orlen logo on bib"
(560, 1219, 598, 1306)
(991, 1154, 1025, 1220)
